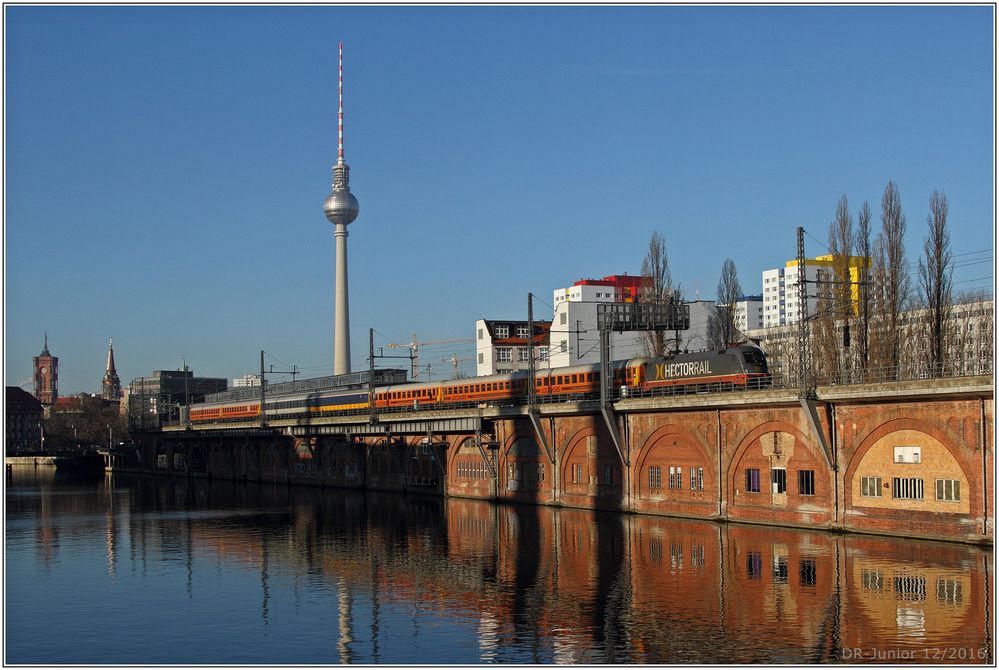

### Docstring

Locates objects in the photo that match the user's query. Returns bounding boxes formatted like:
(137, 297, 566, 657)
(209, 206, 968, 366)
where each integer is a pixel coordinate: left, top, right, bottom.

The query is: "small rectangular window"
(746, 468, 760, 493)
(800, 559, 817, 587)
(861, 476, 883, 497)
(798, 470, 815, 496)
(747, 552, 762, 579)
(936, 479, 960, 502)
(772, 468, 786, 494)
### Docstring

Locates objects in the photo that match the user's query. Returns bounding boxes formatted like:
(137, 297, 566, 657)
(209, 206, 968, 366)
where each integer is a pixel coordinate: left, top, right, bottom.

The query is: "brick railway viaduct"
(132, 375, 993, 544)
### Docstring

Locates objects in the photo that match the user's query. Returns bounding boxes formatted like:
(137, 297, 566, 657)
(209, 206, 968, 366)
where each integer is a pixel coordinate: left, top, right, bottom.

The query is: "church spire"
(102, 338, 122, 401)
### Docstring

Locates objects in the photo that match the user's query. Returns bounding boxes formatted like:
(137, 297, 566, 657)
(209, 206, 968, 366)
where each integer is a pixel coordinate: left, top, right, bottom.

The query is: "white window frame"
(861, 476, 883, 497)
(935, 479, 960, 502)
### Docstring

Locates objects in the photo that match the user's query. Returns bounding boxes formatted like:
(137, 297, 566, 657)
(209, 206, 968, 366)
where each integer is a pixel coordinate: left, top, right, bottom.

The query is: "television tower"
(323, 41, 360, 375)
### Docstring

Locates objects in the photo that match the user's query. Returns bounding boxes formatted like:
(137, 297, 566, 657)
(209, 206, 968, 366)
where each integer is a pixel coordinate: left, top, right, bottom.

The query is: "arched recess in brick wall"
(502, 431, 545, 493)
(561, 426, 623, 495)
(447, 434, 477, 476)
(726, 422, 824, 507)
(844, 418, 975, 515)
(449, 434, 494, 484)
(261, 441, 288, 478)
(632, 424, 712, 499)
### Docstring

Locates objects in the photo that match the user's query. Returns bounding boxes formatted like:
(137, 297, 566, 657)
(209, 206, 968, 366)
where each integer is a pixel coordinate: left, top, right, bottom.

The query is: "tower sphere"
(324, 188, 359, 227)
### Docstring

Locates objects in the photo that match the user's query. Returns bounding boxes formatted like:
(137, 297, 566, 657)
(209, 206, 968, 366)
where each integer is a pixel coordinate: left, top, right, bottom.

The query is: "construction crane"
(440, 354, 473, 379)
(387, 334, 473, 379)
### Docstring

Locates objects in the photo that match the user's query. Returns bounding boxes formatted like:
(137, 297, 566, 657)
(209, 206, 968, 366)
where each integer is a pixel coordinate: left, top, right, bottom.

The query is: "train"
(188, 345, 769, 425)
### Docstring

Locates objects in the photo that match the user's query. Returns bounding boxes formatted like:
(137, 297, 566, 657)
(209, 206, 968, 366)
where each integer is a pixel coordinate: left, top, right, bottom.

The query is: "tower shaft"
(334, 224, 351, 375)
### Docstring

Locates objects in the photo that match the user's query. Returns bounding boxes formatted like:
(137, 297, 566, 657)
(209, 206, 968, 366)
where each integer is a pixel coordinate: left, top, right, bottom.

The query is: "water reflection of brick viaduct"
(103, 480, 992, 664)
(142, 375, 993, 544)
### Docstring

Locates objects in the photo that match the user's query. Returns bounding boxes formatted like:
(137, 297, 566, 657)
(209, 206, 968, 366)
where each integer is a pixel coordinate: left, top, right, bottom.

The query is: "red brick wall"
(480, 393, 991, 543)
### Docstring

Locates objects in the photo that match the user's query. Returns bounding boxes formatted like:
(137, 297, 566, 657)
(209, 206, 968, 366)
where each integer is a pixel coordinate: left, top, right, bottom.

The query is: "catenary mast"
(323, 42, 360, 375)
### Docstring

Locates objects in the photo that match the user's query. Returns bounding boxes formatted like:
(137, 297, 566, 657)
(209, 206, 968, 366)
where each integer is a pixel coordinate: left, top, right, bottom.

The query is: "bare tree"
(640, 231, 678, 357)
(708, 259, 742, 350)
(918, 190, 953, 366)
(815, 195, 857, 378)
(854, 200, 872, 370)
(872, 180, 910, 370)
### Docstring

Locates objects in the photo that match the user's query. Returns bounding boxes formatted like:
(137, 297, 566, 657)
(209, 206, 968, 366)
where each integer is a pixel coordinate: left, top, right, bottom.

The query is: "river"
(4, 466, 993, 664)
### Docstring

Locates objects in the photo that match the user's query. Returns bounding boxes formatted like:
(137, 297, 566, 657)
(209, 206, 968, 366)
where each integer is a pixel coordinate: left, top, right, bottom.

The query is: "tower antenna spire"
(338, 41, 344, 163)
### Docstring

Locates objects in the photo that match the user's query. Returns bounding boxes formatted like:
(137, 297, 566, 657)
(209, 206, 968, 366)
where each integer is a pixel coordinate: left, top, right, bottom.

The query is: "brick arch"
(447, 434, 478, 476)
(447, 434, 477, 462)
(632, 423, 711, 497)
(561, 425, 598, 484)
(501, 431, 549, 496)
(843, 417, 975, 509)
(502, 431, 535, 458)
(725, 420, 810, 502)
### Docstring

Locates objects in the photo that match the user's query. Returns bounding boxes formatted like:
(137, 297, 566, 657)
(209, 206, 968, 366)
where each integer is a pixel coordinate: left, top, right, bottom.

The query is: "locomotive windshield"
(740, 348, 767, 371)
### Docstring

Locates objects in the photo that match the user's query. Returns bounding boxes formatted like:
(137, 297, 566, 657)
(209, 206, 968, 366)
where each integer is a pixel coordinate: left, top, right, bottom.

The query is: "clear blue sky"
(5, 5, 995, 394)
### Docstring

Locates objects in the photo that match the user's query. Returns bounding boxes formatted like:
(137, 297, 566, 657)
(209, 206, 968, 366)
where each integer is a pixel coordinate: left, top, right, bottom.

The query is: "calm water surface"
(5, 467, 994, 664)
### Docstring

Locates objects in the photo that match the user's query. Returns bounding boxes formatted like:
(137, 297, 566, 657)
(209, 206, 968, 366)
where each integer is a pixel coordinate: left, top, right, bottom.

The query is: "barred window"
(892, 477, 924, 500)
(894, 575, 927, 600)
(746, 468, 761, 493)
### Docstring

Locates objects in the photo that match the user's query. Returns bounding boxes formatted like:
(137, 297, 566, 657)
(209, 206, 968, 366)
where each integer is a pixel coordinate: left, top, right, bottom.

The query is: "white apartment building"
(549, 298, 718, 367)
(762, 255, 869, 328)
(233, 374, 261, 388)
(477, 275, 728, 376)
(732, 296, 764, 332)
(475, 319, 550, 376)
(762, 263, 814, 328)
